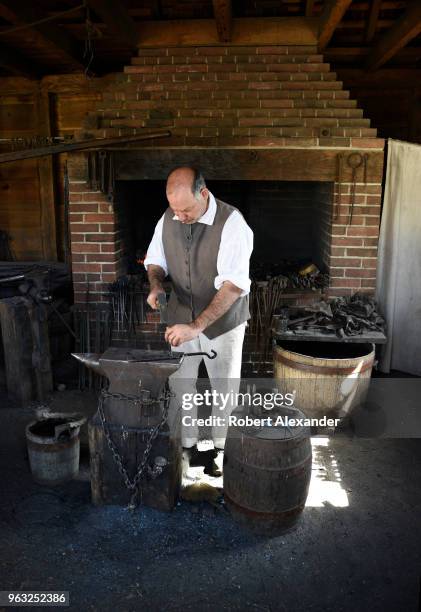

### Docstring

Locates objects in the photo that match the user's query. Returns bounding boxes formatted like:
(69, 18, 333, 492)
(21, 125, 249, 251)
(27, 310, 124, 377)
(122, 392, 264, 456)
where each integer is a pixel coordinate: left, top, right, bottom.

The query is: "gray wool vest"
(162, 198, 250, 339)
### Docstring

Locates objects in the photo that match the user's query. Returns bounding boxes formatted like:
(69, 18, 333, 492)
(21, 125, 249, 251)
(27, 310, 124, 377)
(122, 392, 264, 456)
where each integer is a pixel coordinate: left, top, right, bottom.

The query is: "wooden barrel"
(223, 405, 312, 535)
(273, 341, 375, 420)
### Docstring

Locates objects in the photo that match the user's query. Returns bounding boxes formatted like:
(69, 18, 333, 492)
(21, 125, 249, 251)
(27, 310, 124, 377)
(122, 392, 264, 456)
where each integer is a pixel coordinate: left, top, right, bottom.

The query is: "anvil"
(72, 346, 217, 399)
(72, 347, 186, 399)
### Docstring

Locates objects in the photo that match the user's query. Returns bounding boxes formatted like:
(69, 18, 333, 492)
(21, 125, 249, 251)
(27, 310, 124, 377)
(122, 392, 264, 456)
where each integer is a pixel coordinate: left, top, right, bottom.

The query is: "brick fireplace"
(67, 44, 385, 307)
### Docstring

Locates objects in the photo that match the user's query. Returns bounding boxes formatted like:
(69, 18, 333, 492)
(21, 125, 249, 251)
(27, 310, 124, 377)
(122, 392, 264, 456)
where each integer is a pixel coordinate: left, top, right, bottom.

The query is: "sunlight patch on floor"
(306, 437, 349, 508)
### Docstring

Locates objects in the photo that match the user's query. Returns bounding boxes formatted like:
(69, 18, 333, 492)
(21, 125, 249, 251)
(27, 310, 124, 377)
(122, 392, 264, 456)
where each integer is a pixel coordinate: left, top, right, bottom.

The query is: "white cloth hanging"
(376, 139, 421, 375)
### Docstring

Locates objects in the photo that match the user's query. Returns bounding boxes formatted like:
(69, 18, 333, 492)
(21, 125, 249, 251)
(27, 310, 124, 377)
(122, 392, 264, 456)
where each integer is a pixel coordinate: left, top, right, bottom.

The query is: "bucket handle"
(54, 415, 87, 439)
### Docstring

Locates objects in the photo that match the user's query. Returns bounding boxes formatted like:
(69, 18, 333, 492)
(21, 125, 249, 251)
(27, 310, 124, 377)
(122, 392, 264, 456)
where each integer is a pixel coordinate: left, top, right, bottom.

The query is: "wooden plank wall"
(0, 77, 102, 262)
(0, 92, 44, 260)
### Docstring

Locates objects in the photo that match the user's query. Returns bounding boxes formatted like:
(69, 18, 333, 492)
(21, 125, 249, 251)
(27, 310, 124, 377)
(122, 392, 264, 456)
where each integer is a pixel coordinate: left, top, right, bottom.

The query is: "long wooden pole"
(0, 131, 172, 164)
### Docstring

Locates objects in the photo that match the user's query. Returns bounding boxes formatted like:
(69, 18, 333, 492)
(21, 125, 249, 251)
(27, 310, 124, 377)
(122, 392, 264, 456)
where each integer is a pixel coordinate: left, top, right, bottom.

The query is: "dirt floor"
(0, 385, 420, 612)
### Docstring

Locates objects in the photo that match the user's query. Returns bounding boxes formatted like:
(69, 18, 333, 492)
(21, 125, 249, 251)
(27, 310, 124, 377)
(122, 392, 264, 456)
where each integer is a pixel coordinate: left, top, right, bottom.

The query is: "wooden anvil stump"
(72, 347, 183, 511)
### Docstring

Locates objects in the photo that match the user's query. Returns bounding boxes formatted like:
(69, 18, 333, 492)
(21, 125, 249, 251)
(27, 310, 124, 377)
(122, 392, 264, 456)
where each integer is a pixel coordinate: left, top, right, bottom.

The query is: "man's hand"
(165, 323, 201, 347)
(147, 286, 165, 310)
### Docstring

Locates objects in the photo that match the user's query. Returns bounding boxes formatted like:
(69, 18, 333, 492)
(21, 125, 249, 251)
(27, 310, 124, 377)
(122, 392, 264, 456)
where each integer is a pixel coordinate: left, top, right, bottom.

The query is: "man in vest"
(144, 167, 253, 474)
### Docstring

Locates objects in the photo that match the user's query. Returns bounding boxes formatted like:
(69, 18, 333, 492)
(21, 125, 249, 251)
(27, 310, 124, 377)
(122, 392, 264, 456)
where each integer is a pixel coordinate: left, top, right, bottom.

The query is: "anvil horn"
(71, 353, 105, 377)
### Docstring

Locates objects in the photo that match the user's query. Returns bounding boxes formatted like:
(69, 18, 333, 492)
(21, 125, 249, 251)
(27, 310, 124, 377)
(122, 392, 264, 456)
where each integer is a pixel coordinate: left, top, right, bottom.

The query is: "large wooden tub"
(273, 341, 375, 420)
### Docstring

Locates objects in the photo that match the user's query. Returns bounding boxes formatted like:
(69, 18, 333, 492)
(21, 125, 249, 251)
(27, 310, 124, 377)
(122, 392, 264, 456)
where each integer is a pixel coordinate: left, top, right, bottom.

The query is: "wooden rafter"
(365, 0, 382, 43)
(366, 2, 421, 70)
(212, 0, 232, 43)
(0, 43, 40, 78)
(306, 0, 315, 18)
(318, 0, 353, 50)
(0, 1, 85, 69)
(86, 0, 138, 49)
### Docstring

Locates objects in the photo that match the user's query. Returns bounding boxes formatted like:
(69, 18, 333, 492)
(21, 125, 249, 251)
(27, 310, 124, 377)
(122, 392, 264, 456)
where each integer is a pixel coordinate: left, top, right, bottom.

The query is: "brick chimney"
(67, 44, 384, 304)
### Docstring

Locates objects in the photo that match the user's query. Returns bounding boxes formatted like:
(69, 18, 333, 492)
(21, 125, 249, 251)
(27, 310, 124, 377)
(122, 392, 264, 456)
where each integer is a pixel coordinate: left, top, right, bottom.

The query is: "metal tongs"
(155, 294, 217, 360)
(125, 349, 217, 362)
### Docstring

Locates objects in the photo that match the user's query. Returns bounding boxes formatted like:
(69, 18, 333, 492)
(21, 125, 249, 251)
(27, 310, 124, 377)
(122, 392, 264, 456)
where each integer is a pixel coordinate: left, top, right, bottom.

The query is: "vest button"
(185, 260, 188, 265)
(186, 285, 190, 290)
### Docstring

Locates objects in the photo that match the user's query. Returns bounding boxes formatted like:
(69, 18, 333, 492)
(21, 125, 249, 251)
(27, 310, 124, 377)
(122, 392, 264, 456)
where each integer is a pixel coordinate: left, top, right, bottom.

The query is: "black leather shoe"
(204, 449, 223, 478)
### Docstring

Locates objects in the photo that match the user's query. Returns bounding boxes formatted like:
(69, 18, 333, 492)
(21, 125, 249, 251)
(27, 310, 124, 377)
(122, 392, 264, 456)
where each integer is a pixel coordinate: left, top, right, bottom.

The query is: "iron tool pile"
(249, 261, 329, 368)
(251, 260, 329, 290)
(273, 294, 386, 339)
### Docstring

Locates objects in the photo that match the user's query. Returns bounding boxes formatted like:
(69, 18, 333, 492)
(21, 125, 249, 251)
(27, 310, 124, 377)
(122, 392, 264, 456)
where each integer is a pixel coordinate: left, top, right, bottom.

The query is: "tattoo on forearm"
(193, 282, 242, 331)
(147, 264, 166, 288)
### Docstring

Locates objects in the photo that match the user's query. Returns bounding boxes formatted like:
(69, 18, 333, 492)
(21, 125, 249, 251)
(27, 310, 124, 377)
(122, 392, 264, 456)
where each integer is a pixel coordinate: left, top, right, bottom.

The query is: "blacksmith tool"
(335, 152, 344, 221)
(99, 150, 107, 193)
(91, 151, 99, 191)
(107, 152, 115, 202)
(157, 292, 168, 324)
(346, 152, 365, 226)
(157, 292, 172, 351)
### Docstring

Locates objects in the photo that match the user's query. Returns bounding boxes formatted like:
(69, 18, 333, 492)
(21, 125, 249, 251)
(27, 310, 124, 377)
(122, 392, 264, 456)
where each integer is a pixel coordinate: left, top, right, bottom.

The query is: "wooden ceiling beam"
(366, 2, 421, 70)
(212, 0, 232, 43)
(365, 0, 382, 43)
(0, 1, 85, 69)
(86, 0, 138, 49)
(0, 43, 40, 78)
(318, 0, 353, 50)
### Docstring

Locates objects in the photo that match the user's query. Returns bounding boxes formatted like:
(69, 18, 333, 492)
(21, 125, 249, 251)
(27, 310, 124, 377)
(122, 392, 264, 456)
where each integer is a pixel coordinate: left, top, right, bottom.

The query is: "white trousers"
(168, 322, 246, 449)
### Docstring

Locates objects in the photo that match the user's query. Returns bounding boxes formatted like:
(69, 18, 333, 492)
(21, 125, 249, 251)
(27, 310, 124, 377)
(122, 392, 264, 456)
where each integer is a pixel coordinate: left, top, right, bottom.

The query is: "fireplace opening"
(109, 179, 335, 373)
(115, 179, 334, 281)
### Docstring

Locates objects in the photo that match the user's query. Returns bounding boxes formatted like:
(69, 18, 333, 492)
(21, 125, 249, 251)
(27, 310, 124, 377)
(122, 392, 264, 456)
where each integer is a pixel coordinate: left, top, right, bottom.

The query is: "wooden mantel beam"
(86, 0, 138, 49)
(0, 0, 85, 69)
(318, 0, 352, 50)
(212, 0, 232, 43)
(137, 17, 319, 47)
(366, 3, 421, 70)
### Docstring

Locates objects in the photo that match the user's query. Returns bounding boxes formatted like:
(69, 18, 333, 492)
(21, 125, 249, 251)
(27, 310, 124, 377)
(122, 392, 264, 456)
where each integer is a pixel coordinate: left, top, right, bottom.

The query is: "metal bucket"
(26, 414, 86, 486)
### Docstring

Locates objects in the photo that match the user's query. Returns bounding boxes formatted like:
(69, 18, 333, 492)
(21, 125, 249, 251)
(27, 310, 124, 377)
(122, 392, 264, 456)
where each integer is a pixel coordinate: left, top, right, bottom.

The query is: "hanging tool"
(334, 152, 344, 221)
(99, 150, 107, 193)
(107, 152, 115, 202)
(346, 152, 365, 226)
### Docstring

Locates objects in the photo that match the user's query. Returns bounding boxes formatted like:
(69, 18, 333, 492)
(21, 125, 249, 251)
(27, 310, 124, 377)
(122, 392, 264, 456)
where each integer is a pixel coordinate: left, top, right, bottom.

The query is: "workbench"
(272, 328, 387, 344)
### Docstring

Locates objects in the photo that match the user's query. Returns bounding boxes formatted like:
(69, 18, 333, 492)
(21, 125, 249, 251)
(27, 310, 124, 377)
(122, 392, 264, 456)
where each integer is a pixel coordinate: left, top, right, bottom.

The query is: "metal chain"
(97, 386, 172, 512)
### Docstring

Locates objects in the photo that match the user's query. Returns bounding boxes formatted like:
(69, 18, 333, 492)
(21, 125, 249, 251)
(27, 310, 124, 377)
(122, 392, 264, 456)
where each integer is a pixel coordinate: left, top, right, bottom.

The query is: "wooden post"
(36, 87, 58, 261)
(0, 297, 34, 405)
(24, 299, 53, 402)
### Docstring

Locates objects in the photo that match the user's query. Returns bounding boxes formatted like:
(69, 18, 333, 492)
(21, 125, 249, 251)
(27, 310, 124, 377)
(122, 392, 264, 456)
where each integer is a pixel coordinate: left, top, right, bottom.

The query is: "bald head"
(166, 167, 209, 224)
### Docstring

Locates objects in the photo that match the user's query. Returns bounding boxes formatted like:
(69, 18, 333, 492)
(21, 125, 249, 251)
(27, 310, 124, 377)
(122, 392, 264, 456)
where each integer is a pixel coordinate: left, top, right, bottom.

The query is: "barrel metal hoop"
(26, 437, 78, 453)
(274, 351, 374, 376)
(224, 491, 306, 519)
(226, 454, 312, 474)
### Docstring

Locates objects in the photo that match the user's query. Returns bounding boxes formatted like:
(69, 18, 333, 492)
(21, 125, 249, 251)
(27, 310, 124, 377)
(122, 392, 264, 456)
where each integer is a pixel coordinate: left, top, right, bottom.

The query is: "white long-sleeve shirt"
(144, 192, 253, 296)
